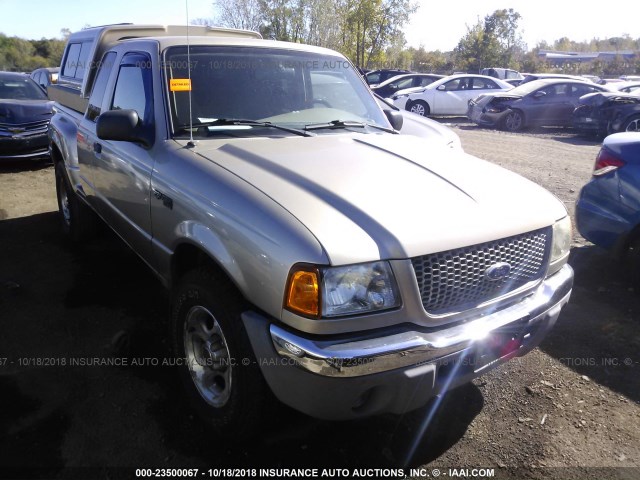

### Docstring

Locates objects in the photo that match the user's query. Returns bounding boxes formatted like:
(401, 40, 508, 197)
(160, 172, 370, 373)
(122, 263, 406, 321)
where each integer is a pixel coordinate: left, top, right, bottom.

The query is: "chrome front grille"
(0, 120, 50, 137)
(412, 228, 551, 316)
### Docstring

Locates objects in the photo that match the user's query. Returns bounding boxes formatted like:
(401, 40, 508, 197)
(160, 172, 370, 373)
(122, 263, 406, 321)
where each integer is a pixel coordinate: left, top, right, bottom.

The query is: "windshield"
(163, 46, 389, 138)
(0, 76, 48, 100)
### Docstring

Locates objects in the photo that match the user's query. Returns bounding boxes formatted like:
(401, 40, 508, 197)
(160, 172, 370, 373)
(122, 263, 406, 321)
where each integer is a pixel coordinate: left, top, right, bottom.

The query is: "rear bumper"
(576, 189, 631, 253)
(243, 264, 573, 420)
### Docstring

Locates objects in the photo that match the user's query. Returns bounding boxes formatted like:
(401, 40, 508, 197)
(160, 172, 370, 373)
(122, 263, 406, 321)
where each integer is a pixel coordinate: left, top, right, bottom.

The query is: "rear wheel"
(623, 115, 640, 132)
(171, 267, 267, 438)
(502, 110, 524, 132)
(408, 100, 430, 117)
(55, 162, 98, 242)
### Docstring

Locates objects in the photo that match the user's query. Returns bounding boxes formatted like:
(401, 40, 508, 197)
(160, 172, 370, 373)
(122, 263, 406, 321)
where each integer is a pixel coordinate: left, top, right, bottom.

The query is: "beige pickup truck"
(49, 24, 573, 437)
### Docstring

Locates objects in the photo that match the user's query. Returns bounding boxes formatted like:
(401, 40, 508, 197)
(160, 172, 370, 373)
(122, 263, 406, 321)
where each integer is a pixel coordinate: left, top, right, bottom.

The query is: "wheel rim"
(410, 103, 426, 116)
(626, 118, 640, 132)
(59, 181, 71, 227)
(184, 305, 232, 408)
(505, 112, 522, 131)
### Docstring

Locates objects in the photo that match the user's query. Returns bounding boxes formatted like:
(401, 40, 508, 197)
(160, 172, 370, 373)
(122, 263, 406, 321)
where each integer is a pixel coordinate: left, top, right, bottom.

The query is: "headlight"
(548, 216, 572, 276)
(285, 261, 401, 318)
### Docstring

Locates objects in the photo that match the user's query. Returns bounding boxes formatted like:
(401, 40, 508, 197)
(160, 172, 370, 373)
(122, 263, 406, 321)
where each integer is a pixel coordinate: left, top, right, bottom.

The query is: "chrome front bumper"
(270, 264, 573, 378)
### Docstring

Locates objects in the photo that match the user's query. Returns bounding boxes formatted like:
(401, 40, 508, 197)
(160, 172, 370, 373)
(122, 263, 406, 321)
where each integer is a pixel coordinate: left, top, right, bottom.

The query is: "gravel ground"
(0, 124, 638, 480)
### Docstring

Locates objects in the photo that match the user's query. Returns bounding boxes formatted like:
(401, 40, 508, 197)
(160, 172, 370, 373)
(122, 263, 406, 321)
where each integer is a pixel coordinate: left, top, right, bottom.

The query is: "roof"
(146, 36, 344, 57)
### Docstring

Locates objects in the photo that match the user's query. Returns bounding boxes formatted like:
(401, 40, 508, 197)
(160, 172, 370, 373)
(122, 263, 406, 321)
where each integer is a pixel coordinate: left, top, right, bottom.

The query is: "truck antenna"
(185, 0, 196, 148)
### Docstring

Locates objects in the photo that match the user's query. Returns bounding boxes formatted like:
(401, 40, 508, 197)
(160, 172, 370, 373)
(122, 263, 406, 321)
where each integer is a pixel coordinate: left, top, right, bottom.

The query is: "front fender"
(174, 221, 248, 293)
(49, 108, 80, 169)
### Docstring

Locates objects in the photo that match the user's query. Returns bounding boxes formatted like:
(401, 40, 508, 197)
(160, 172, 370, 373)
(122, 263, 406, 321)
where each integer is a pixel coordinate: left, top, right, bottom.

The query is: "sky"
(0, 0, 638, 52)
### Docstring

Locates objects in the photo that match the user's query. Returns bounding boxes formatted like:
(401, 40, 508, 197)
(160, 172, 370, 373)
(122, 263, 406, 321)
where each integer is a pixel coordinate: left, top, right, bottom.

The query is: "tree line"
(205, 1, 639, 76)
(0, 33, 67, 72)
(197, 0, 417, 68)
(1, 4, 638, 77)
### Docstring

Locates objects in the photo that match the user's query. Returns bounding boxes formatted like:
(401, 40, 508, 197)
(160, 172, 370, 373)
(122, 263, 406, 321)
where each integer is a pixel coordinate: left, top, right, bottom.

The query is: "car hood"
(481, 91, 524, 101)
(470, 91, 523, 108)
(0, 100, 54, 124)
(578, 91, 640, 107)
(185, 134, 566, 265)
(393, 86, 425, 97)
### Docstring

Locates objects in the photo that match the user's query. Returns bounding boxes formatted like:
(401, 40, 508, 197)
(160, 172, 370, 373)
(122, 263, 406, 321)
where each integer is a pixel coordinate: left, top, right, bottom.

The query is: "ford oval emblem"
(485, 262, 511, 281)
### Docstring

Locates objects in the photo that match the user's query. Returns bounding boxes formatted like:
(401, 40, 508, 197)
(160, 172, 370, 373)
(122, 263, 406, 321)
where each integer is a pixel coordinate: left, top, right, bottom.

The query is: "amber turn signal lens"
(285, 269, 319, 317)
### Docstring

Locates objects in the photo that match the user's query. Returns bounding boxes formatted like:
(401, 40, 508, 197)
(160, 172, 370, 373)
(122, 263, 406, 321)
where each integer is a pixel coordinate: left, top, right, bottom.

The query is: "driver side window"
(111, 53, 153, 125)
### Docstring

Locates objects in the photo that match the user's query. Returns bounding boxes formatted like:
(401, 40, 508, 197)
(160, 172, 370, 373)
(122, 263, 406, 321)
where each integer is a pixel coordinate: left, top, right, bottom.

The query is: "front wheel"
(55, 162, 97, 242)
(171, 268, 267, 437)
(502, 110, 524, 132)
(408, 100, 430, 117)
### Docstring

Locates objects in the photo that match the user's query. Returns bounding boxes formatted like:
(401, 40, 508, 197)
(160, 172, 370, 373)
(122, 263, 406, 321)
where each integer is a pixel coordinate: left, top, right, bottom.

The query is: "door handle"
(93, 142, 102, 154)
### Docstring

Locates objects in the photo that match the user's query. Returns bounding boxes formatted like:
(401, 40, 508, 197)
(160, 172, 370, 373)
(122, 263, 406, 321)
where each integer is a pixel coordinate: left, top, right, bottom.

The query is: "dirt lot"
(1, 125, 639, 480)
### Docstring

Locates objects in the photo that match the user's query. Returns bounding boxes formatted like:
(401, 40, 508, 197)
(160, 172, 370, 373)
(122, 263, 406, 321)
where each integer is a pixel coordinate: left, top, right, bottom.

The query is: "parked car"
(392, 74, 512, 116)
(468, 79, 610, 132)
(0, 71, 53, 160)
(609, 81, 640, 95)
(364, 68, 411, 85)
(375, 94, 462, 149)
(480, 68, 523, 82)
(504, 78, 524, 87)
(573, 92, 640, 137)
(576, 132, 640, 277)
(29, 67, 60, 92)
(520, 73, 591, 85)
(580, 75, 603, 84)
(370, 73, 443, 99)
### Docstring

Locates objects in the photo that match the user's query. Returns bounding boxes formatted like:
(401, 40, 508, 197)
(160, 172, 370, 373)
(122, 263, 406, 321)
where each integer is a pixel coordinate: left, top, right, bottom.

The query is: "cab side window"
(62, 42, 92, 80)
(86, 52, 117, 122)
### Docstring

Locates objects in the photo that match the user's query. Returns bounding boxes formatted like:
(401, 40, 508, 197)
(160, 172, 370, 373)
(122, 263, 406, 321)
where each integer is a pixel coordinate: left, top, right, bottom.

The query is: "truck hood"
(186, 134, 567, 265)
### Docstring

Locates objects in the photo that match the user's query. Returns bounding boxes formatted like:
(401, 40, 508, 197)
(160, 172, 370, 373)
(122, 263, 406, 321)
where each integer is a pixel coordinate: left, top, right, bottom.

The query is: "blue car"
(576, 132, 640, 261)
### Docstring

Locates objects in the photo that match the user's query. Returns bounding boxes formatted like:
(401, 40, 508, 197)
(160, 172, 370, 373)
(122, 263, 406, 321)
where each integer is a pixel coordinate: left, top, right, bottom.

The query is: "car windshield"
(164, 46, 389, 138)
(0, 76, 47, 100)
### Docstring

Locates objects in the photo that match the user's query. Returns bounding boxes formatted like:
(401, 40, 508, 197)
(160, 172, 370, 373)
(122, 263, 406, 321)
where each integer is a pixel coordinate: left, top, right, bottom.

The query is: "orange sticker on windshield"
(170, 79, 192, 91)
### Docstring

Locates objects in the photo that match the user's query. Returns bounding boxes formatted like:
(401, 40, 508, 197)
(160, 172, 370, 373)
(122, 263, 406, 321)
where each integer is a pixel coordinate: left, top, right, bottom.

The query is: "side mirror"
(533, 90, 547, 99)
(384, 109, 404, 131)
(96, 109, 152, 148)
(437, 85, 446, 91)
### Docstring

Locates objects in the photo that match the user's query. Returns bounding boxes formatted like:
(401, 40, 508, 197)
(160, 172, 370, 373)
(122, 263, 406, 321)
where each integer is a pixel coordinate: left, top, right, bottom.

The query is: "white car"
(609, 81, 640, 95)
(391, 74, 512, 116)
(375, 95, 462, 149)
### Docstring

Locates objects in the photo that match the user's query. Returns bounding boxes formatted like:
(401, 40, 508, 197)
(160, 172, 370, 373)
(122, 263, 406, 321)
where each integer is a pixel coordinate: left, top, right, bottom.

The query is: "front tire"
(408, 100, 430, 117)
(55, 162, 97, 242)
(502, 110, 524, 132)
(171, 268, 267, 437)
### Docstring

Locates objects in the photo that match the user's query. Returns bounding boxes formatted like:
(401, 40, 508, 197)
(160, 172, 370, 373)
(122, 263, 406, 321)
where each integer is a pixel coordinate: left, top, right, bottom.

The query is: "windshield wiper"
(304, 119, 397, 134)
(177, 118, 313, 137)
